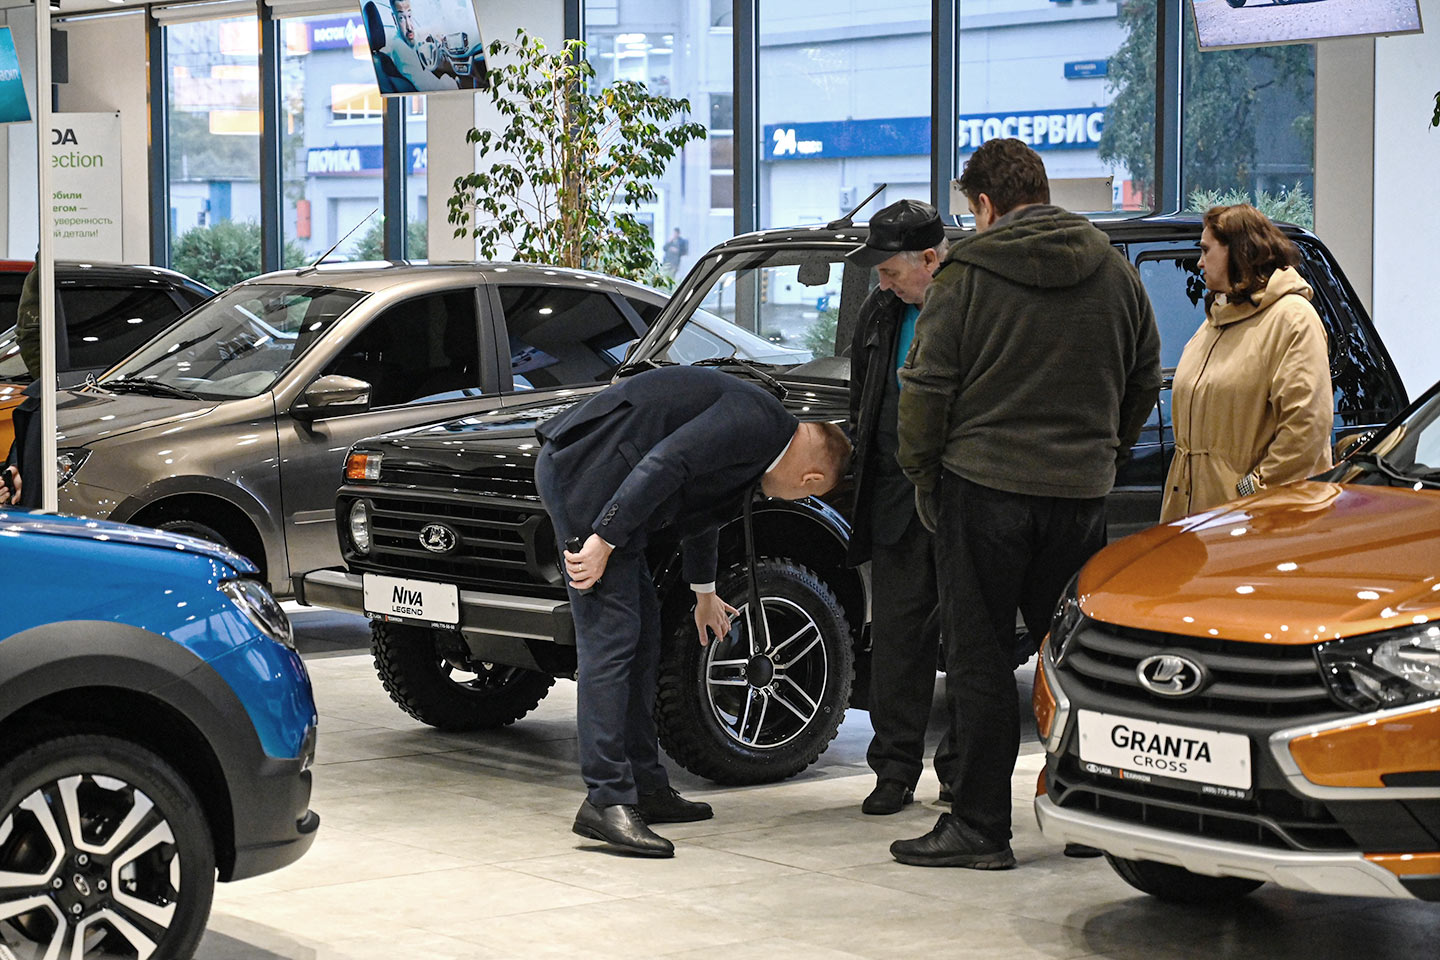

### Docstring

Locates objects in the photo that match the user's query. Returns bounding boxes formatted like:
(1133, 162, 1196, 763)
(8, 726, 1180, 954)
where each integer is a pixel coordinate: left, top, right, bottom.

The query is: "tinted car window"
(323, 290, 483, 407)
(62, 285, 189, 370)
(1136, 255, 1207, 370)
(500, 286, 637, 390)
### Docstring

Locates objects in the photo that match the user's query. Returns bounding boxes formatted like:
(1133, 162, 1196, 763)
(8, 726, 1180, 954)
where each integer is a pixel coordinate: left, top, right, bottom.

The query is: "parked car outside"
(46, 261, 674, 594)
(0, 510, 319, 958)
(0, 260, 215, 452)
(1032, 377, 1440, 904)
(298, 216, 1409, 787)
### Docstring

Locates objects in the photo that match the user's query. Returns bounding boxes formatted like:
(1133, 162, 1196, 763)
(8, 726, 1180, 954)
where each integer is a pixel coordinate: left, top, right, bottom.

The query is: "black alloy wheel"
(153, 519, 234, 554)
(656, 560, 853, 785)
(0, 735, 215, 959)
(371, 621, 556, 731)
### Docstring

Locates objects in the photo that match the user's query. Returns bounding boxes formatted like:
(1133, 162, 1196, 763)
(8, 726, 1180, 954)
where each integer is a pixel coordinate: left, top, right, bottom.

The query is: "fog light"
(349, 500, 371, 554)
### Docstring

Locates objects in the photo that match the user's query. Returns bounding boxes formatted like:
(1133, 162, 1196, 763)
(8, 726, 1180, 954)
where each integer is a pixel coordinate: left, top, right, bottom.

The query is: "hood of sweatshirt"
(1208, 266, 1314, 327)
(945, 204, 1112, 289)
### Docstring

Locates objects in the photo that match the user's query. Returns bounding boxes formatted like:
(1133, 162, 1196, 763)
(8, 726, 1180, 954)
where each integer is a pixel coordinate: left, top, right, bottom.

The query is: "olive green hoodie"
(897, 205, 1162, 499)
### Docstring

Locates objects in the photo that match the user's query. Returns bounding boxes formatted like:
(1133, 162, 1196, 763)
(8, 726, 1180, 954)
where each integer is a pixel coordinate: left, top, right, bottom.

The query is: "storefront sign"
(764, 108, 1107, 162)
(307, 17, 368, 52)
(1064, 59, 1109, 79)
(50, 113, 123, 261)
(0, 27, 30, 124)
(307, 143, 428, 176)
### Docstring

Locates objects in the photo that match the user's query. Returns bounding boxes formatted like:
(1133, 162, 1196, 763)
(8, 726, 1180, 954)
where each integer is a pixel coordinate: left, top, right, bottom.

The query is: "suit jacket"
(846, 286, 913, 565)
(537, 367, 798, 584)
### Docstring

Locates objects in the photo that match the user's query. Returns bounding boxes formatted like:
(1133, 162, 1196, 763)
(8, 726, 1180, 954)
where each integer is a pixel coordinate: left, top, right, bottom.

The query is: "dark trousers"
(936, 471, 1105, 843)
(866, 511, 957, 790)
(535, 446, 671, 807)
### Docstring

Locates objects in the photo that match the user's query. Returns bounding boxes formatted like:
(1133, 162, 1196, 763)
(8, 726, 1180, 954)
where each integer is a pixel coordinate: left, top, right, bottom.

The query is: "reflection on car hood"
(1079, 481, 1440, 645)
(56, 387, 218, 445)
(0, 510, 255, 573)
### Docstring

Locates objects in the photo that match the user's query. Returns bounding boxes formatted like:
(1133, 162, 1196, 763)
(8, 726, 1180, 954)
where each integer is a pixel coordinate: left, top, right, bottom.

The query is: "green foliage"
(351, 219, 430, 261)
(1185, 182, 1314, 230)
(1432, 91, 1439, 129)
(447, 31, 707, 283)
(801, 310, 838, 359)
(1101, 2, 1314, 201)
(170, 221, 305, 290)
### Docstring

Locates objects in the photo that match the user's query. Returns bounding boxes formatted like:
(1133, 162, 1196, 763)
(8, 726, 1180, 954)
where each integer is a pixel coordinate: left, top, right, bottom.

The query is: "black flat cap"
(845, 199, 945, 268)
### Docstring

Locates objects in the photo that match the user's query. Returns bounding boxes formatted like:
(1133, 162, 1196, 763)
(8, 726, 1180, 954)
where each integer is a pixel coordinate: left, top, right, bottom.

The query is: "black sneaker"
(862, 779, 915, 815)
(890, 813, 1016, 869)
(937, 785, 953, 805)
(637, 786, 714, 824)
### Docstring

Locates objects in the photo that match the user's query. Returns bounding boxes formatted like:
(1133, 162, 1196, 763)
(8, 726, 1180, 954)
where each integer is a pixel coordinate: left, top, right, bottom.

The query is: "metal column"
(382, 97, 404, 258)
(932, 0, 958, 219)
(733, 0, 758, 235)
(1154, 0, 1185, 215)
(258, 11, 283, 272)
(148, 12, 170, 268)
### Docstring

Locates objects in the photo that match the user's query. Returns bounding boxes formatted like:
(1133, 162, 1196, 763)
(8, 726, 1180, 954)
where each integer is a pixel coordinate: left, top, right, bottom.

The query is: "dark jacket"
(3, 381, 41, 510)
(898, 205, 1162, 500)
(537, 366, 798, 584)
(845, 286, 911, 565)
(15, 262, 69, 380)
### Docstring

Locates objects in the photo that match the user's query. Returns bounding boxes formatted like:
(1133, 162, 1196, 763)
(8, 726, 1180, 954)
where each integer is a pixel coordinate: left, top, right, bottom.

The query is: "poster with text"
(359, 0, 488, 95)
(1190, 0, 1423, 51)
(0, 27, 30, 124)
(51, 113, 123, 261)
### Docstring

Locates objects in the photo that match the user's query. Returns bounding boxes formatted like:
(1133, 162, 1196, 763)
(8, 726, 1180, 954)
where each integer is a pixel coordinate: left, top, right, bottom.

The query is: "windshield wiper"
(612, 358, 676, 379)
(1347, 451, 1440, 489)
(692, 356, 789, 401)
(101, 378, 205, 401)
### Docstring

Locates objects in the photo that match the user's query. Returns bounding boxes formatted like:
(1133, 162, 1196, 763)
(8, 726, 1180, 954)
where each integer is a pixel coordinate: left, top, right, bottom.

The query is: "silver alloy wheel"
(704, 596, 829, 749)
(0, 774, 180, 959)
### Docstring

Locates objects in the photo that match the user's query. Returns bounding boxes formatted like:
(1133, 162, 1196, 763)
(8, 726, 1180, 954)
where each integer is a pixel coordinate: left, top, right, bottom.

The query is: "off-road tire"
(371, 620, 555, 731)
(1106, 854, 1265, 902)
(0, 734, 216, 960)
(656, 559, 853, 785)
(1224, 0, 1247, 8)
(155, 518, 234, 553)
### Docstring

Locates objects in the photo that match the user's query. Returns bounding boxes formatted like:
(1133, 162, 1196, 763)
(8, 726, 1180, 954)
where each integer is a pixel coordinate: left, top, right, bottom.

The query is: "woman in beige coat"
(1160, 204, 1333, 522)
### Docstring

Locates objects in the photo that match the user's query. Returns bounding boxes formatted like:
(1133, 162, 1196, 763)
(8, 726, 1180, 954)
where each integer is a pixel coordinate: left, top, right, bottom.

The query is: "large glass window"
(405, 97, 429, 259)
(585, 0, 733, 281)
(759, 2, 931, 229)
(166, 16, 263, 288)
(281, 13, 388, 263)
(324, 290, 481, 405)
(959, 0, 1155, 214)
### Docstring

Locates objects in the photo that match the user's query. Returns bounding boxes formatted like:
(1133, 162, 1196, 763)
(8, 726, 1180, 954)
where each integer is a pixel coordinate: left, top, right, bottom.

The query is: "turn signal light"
(1034, 658, 1057, 742)
(1036, 768, 1048, 797)
(345, 451, 382, 482)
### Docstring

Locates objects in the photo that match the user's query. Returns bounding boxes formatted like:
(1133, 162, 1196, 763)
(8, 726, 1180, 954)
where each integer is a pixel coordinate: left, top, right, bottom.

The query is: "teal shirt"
(895, 305, 919, 390)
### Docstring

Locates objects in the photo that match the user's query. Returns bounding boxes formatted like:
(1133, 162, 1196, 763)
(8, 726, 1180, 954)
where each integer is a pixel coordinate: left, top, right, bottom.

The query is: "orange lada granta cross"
(1034, 379, 1440, 904)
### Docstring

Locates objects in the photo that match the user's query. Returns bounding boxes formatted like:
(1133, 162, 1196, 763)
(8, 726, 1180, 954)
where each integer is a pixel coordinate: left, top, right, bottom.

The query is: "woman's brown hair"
(1203, 204, 1299, 302)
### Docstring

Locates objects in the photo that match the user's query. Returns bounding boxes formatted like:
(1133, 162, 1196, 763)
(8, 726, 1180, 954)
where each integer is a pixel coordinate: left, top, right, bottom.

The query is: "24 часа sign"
(764, 108, 1107, 162)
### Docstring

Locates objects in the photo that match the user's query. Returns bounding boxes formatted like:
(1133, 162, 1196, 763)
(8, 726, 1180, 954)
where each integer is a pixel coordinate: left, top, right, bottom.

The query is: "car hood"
(56, 388, 219, 445)
(1078, 481, 1440, 645)
(0, 510, 256, 573)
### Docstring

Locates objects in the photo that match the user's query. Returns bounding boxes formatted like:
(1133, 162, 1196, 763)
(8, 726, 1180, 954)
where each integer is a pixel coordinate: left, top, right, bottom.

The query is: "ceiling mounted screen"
(1190, 0, 1423, 51)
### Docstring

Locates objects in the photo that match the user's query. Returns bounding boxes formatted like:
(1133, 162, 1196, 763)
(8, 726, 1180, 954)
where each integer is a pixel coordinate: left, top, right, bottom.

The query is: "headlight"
(221, 578, 295, 650)
(1047, 573, 1088, 664)
(57, 448, 90, 485)
(349, 499, 371, 554)
(1317, 624, 1440, 711)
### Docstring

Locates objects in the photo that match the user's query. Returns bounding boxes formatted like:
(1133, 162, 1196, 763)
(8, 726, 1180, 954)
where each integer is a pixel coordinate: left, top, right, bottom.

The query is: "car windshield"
(640, 247, 874, 368)
(99, 284, 367, 400)
(1340, 387, 1440, 490)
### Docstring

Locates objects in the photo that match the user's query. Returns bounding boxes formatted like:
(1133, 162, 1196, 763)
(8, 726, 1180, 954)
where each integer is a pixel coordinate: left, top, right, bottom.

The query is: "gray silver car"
(53, 261, 671, 593)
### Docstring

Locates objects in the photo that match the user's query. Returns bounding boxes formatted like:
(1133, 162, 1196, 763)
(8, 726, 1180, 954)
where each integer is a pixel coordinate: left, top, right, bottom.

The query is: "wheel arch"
(121, 488, 273, 584)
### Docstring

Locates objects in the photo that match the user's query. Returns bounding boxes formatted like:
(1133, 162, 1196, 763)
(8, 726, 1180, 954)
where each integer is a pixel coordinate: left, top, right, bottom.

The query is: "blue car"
(0, 512, 319, 959)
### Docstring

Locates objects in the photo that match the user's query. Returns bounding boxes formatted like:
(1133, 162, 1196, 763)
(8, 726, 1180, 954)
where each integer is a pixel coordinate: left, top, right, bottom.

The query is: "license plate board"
(1077, 710, 1252, 797)
(362, 574, 460, 627)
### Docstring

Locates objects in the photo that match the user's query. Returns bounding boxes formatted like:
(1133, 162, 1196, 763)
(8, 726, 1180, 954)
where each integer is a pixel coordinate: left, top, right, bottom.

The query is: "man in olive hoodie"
(891, 138, 1161, 869)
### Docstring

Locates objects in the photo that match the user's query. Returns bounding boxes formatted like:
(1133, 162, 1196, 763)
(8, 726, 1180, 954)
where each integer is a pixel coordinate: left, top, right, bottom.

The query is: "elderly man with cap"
(843, 199, 957, 815)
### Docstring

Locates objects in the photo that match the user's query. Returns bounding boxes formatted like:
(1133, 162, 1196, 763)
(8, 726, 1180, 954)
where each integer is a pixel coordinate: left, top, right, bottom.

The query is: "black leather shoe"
(937, 785, 953, 805)
(890, 813, 1016, 869)
(637, 786, 713, 824)
(862, 779, 915, 815)
(572, 801, 675, 857)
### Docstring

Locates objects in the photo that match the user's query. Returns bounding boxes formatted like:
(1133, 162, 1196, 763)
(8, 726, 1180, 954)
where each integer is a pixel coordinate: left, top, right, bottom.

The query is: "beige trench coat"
(1160, 267, 1333, 522)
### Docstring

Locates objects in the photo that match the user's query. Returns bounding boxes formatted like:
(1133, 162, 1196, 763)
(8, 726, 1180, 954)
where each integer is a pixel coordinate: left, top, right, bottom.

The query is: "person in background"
(893, 138, 1161, 869)
(842, 199, 957, 815)
(662, 228, 688, 278)
(1160, 204, 1333, 522)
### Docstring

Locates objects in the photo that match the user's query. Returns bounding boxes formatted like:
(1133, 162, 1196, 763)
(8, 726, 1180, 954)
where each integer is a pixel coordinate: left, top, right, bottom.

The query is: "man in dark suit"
(534, 366, 851, 858)
(843, 200, 957, 815)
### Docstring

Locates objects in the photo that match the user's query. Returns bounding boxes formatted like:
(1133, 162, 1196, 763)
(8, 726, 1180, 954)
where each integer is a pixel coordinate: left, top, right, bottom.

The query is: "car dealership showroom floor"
(197, 605, 1437, 960)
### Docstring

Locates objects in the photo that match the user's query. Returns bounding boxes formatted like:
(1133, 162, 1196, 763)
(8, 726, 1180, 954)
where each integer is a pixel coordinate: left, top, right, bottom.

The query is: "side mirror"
(1334, 430, 1374, 463)
(293, 374, 372, 421)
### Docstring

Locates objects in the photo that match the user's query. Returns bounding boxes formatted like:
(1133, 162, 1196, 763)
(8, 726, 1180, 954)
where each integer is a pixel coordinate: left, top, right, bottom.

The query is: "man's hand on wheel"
(564, 534, 612, 590)
(694, 591, 740, 647)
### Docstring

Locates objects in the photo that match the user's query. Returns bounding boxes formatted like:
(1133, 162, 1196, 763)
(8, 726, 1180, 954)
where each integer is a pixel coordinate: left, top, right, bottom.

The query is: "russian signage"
(1064, 59, 1109, 79)
(0, 27, 30, 124)
(50, 113, 124, 261)
(764, 108, 1107, 162)
(306, 143, 428, 176)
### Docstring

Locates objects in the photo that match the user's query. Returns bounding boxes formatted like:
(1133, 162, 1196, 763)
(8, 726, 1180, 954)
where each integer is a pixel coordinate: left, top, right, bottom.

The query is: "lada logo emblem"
(72, 873, 91, 896)
(1137, 653, 1207, 698)
(419, 523, 459, 554)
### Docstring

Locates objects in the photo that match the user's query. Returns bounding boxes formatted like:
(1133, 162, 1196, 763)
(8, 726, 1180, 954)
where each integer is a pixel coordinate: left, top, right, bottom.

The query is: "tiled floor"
(198, 607, 1438, 958)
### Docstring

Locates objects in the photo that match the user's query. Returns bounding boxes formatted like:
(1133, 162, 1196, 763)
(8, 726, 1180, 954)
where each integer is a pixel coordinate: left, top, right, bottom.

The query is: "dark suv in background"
(299, 217, 1408, 787)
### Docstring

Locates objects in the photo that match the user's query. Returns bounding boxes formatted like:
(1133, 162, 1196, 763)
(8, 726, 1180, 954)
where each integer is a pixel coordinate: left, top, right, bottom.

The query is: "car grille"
(1059, 622, 1337, 719)
(346, 489, 562, 594)
(377, 461, 542, 502)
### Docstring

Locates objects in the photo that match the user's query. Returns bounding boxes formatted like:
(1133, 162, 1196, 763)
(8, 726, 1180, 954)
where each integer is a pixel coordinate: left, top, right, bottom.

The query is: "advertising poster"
(0, 26, 30, 124)
(50, 112, 124, 261)
(359, 0, 489, 95)
(1190, 0, 1423, 51)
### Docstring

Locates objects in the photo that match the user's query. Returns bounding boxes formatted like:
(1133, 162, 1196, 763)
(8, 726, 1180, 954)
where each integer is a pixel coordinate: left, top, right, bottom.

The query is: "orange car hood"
(1079, 481, 1440, 645)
